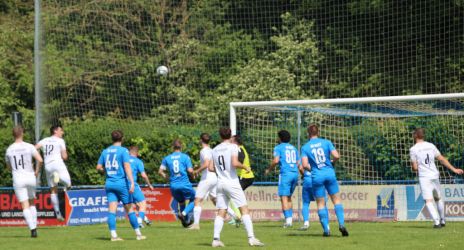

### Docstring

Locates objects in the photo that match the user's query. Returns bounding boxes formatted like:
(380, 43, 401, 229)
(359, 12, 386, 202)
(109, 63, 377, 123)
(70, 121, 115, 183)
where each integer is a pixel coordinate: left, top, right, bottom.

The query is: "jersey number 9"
(217, 155, 226, 171)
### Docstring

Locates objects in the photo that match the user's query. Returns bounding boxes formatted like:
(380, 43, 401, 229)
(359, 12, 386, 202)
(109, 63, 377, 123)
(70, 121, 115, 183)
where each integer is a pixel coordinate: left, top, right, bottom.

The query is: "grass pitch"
(1, 221, 462, 250)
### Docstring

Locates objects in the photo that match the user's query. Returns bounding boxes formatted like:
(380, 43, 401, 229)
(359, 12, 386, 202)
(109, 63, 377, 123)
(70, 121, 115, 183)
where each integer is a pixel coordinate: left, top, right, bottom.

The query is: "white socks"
(194, 206, 202, 225)
(110, 230, 118, 238)
(23, 208, 35, 230)
(285, 217, 293, 225)
(227, 207, 237, 219)
(242, 214, 255, 238)
(437, 199, 445, 223)
(134, 228, 142, 236)
(50, 194, 60, 213)
(425, 202, 440, 225)
(304, 221, 309, 226)
(213, 216, 224, 240)
(30, 206, 38, 229)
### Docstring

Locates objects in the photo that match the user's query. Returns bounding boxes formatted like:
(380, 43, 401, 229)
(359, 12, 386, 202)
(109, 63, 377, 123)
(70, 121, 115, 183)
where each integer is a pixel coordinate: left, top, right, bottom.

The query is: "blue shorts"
(278, 172, 298, 197)
(312, 168, 339, 198)
(132, 185, 145, 203)
(105, 182, 133, 205)
(170, 185, 196, 203)
(302, 177, 315, 203)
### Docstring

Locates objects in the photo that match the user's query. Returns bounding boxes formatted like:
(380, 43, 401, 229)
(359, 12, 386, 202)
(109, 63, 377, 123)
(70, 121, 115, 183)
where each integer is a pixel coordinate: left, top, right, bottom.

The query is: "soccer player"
(35, 125, 71, 221)
(210, 127, 264, 247)
(5, 126, 43, 238)
(301, 124, 348, 237)
(96, 130, 145, 241)
(128, 146, 154, 228)
(265, 130, 299, 228)
(158, 139, 196, 227)
(190, 133, 240, 230)
(410, 128, 463, 228)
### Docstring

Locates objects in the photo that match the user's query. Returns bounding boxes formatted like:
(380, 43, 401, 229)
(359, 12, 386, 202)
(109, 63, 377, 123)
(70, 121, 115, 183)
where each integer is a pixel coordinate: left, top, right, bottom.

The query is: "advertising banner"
(0, 189, 66, 227)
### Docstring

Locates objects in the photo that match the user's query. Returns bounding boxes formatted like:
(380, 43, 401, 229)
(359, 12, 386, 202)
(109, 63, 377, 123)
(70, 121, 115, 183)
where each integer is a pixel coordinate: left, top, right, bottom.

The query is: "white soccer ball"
(156, 65, 169, 76)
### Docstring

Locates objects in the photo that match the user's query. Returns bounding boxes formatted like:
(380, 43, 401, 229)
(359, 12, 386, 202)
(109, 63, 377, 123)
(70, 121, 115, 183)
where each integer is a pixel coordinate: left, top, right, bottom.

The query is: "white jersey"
(410, 141, 441, 179)
(38, 136, 66, 165)
(212, 142, 240, 182)
(200, 147, 214, 181)
(5, 142, 39, 175)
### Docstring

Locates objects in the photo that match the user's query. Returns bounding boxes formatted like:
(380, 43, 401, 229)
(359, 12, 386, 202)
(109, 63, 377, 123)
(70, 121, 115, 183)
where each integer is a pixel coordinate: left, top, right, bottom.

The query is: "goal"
(230, 93, 464, 221)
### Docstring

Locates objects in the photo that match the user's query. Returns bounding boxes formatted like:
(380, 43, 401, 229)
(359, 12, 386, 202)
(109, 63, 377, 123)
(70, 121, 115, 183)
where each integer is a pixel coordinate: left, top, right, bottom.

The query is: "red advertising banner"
(142, 187, 177, 222)
(0, 189, 66, 227)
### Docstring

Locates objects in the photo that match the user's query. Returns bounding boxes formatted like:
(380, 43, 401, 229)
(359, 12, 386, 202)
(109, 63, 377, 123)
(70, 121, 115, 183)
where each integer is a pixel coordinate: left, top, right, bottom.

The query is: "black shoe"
(144, 219, 152, 226)
(433, 224, 442, 229)
(323, 231, 331, 237)
(440, 223, 446, 227)
(177, 213, 188, 228)
(31, 228, 37, 238)
(339, 226, 349, 237)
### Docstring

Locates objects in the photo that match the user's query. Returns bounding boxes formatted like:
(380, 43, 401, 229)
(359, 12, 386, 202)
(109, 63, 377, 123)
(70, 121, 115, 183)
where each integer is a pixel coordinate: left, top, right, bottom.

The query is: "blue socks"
(318, 208, 330, 233)
(128, 212, 139, 229)
(179, 204, 186, 214)
(302, 202, 310, 222)
(283, 209, 293, 219)
(334, 204, 345, 227)
(108, 212, 116, 231)
(183, 202, 195, 215)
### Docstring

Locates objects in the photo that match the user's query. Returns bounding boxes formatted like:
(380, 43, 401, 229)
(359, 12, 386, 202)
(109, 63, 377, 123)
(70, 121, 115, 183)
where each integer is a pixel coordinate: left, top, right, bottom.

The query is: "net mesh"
(235, 99, 464, 183)
(37, 1, 464, 183)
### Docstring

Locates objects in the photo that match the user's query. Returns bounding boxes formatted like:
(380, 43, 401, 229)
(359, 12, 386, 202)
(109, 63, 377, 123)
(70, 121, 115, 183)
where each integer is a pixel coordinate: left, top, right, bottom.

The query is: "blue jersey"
(161, 152, 193, 187)
(273, 143, 299, 174)
(301, 138, 335, 172)
(98, 145, 131, 185)
(129, 155, 145, 184)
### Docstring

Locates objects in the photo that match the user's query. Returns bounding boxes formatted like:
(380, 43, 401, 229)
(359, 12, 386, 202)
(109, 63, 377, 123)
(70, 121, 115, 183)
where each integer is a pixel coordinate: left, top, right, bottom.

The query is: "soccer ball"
(156, 65, 169, 76)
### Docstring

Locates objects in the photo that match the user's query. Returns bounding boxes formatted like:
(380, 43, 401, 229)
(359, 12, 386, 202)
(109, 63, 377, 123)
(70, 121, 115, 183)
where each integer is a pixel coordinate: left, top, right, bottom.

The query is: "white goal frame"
(230, 93, 464, 135)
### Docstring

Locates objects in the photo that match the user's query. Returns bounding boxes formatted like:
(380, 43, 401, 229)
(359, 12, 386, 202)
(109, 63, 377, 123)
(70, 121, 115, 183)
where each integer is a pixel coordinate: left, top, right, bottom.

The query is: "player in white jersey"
(209, 127, 264, 247)
(410, 128, 463, 228)
(35, 125, 70, 221)
(5, 126, 43, 237)
(189, 133, 238, 230)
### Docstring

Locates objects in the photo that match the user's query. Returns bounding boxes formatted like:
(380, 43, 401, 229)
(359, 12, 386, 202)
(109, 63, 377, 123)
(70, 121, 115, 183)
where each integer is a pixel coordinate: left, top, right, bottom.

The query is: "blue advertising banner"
(66, 189, 125, 226)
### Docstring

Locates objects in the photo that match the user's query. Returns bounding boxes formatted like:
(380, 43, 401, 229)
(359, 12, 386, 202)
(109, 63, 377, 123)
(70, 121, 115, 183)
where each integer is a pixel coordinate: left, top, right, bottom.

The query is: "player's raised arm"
(437, 155, 464, 175)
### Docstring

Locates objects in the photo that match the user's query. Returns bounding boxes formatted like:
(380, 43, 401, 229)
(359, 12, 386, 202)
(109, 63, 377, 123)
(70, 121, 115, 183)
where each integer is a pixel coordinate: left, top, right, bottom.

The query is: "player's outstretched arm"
(124, 162, 135, 193)
(437, 155, 464, 175)
(265, 157, 279, 175)
(195, 159, 210, 176)
(33, 151, 43, 177)
(158, 167, 167, 180)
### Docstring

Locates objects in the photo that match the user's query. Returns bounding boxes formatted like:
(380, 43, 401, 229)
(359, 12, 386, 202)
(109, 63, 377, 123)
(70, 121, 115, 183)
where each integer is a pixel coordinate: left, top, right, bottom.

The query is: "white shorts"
(196, 174, 218, 199)
(216, 180, 247, 209)
(45, 162, 71, 187)
(419, 178, 441, 200)
(13, 173, 37, 202)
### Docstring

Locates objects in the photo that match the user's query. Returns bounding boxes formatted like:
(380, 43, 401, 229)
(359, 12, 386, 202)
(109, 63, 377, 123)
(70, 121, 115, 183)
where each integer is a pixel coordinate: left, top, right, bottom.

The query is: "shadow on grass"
(392, 225, 430, 229)
(286, 233, 342, 238)
(0, 235, 31, 238)
(95, 237, 109, 241)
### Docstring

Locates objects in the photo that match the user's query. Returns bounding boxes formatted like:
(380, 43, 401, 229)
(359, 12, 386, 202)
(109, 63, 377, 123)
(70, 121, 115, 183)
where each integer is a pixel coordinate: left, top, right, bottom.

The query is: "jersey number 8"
(173, 160, 180, 174)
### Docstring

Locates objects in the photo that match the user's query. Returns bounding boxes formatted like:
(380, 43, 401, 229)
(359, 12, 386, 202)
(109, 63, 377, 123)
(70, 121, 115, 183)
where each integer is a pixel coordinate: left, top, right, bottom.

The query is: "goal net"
(231, 94, 464, 221)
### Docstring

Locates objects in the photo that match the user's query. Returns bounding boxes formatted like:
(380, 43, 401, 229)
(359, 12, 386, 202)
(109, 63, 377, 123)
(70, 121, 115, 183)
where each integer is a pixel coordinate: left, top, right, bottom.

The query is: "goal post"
(230, 93, 464, 221)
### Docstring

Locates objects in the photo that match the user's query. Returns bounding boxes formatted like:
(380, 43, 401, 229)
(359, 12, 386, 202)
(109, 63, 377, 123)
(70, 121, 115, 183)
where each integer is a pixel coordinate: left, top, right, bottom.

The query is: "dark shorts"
(239, 177, 254, 190)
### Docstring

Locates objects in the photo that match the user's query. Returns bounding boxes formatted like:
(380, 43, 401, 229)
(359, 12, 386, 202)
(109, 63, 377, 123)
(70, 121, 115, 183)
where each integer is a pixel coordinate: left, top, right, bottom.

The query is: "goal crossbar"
(230, 93, 464, 134)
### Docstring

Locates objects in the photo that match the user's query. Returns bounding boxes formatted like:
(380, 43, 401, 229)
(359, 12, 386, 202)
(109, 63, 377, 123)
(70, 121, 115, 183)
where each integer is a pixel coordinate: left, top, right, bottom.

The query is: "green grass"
(1, 221, 462, 250)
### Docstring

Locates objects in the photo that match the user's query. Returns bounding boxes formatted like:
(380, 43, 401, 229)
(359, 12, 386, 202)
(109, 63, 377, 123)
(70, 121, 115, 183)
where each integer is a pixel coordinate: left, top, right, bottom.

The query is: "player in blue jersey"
(301, 124, 348, 237)
(265, 130, 300, 228)
(158, 139, 196, 227)
(96, 130, 146, 241)
(128, 146, 154, 228)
